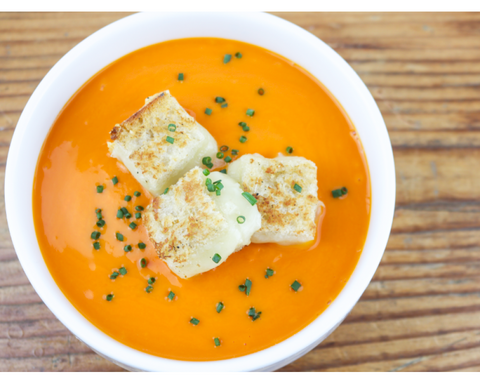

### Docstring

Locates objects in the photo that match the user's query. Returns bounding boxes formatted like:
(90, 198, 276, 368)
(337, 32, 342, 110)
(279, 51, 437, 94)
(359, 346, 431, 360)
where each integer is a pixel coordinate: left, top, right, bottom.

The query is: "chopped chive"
(235, 52, 242, 58)
(207, 184, 216, 193)
(265, 268, 274, 278)
(140, 258, 147, 268)
(178, 73, 184, 81)
(119, 267, 127, 276)
(116, 209, 124, 219)
(96, 219, 105, 228)
(239, 122, 246, 128)
(220, 145, 229, 152)
(332, 187, 348, 198)
(246, 109, 255, 117)
(216, 151, 224, 159)
(91, 231, 101, 240)
(212, 253, 221, 264)
(240, 136, 247, 143)
(216, 302, 224, 313)
(223, 54, 232, 64)
(138, 242, 146, 250)
(121, 207, 128, 215)
(206, 162, 213, 169)
(116, 232, 124, 241)
(293, 184, 302, 193)
(286, 146, 293, 154)
(166, 136, 174, 144)
(245, 278, 252, 296)
(214, 338, 221, 347)
(291, 280, 302, 292)
(96, 209, 102, 220)
(206, 178, 212, 185)
(231, 149, 239, 156)
(93, 241, 100, 250)
(124, 245, 132, 252)
(215, 182, 224, 190)
(125, 213, 132, 219)
(129, 222, 137, 230)
(148, 277, 156, 284)
(110, 271, 119, 280)
(168, 124, 176, 132)
(106, 294, 114, 301)
(145, 285, 153, 293)
(134, 191, 141, 197)
(205, 108, 212, 116)
(202, 157, 212, 166)
(248, 307, 256, 317)
(163, 188, 169, 194)
(238, 284, 246, 292)
(135, 206, 144, 211)
(135, 212, 142, 219)
(258, 88, 265, 96)
(215, 97, 226, 103)
(216, 189, 221, 196)
(167, 291, 175, 300)
(224, 156, 232, 163)
(242, 192, 257, 206)
(242, 125, 250, 132)
(112, 176, 118, 185)
(96, 185, 104, 193)
(221, 103, 228, 108)
(253, 312, 262, 321)
(220, 169, 227, 174)
(124, 195, 131, 202)
(341, 187, 348, 194)
(203, 168, 211, 176)
(237, 216, 246, 224)
(190, 318, 200, 325)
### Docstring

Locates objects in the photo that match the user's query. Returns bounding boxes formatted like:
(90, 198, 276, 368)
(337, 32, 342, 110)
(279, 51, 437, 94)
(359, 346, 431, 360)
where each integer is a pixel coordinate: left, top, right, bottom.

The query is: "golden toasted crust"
(144, 167, 228, 265)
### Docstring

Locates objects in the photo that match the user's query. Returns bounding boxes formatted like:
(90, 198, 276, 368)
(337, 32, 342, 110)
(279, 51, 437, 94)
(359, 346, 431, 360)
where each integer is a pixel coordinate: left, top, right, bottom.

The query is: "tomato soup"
(33, 38, 370, 361)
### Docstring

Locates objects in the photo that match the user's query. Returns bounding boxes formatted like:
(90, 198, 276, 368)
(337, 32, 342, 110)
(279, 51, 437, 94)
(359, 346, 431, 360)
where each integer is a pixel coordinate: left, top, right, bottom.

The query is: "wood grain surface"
(1, 12, 480, 372)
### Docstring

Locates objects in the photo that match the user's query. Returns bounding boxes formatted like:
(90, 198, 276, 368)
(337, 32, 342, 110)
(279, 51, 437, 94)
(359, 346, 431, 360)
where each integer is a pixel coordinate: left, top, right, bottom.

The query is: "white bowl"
(5, 12, 395, 372)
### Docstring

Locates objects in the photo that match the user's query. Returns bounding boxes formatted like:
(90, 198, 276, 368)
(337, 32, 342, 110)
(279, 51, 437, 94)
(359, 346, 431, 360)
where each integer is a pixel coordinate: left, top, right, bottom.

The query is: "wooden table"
(1, 12, 480, 372)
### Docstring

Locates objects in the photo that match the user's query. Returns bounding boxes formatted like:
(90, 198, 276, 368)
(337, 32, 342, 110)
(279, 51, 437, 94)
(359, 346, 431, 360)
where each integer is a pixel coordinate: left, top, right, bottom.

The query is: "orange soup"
(33, 38, 370, 361)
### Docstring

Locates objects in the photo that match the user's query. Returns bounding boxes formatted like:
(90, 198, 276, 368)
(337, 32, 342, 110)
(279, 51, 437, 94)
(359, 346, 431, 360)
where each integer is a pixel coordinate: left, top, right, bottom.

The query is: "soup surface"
(33, 38, 370, 361)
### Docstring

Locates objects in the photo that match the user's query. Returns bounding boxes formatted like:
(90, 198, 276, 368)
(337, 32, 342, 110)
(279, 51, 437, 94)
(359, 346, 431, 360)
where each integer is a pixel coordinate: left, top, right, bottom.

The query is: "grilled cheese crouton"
(228, 154, 321, 245)
(108, 91, 217, 196)
(144, 167, 261, 279)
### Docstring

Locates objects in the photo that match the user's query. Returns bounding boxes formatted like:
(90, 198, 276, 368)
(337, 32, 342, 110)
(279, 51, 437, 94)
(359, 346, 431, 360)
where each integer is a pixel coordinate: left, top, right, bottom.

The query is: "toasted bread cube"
(144, 167, 261, 279)
(108, 91, 217, 196)
(228, 154, 321, 245)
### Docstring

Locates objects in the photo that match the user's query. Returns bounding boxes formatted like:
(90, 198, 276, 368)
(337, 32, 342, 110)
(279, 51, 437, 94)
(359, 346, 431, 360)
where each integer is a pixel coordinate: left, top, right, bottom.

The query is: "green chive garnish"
(239, 122, 247, 128)
(237, 216, 245, 224)
(245, 278, 252, 296)
(125, 212, 132, 219)
(119, 267, 127, 276)
(206, 178, 212, 185)
(148, 277, 156, 284)
(116, 209, 124, 219)
(91, 231, 100, 240)
(135, 206, 144, 211)
(291, 280, 302, 291)
(121, 207, 129, 215)
(215, 97, 225, 103)
(221, 103, 228, 108)
(96, 219, 105, 228)
(106, 294, 114, 301)
(166, 136, 174, 144)
(124, 195, 131, 202)
(190, 318, 200, 325)
(205, 108, 212, 116)
(212, 254, 221, 264)
(248, 307, 256, 317)
(93, 241, 100, 250)
(96, 185, 104, 193)
(96, 209, 102, 220)
(242, 192, 257, 206)
(248, 307, 262, 321)
(332, 187, 348, 198)
(253, 312, 262, 321)
(246, 109, 255, 117)
(235, 52, 242, 58)
(220, 169, 227, 174)
(242, 125, 250, 132)
(223, 54, 232, 64)
(258, 88, 265, 96)
(203, 168, 211, 176)
(138, 242, 146, 250)
(168, 124, 176, 132)
(110, 272, 119, 280)
(202, 157, 212, 166)
(145, 286, 153, 293)
(240, 136, 247, 143)
(224, 156, 232, 163)
(231, 149, 239, 156)
(293, 184, 302, 193)
(238, 285, 246, 292)
(216, 151, 224, 159)
(140, 258, 147, 268)
(116, 232, 124, 241)
(286, 146, 293, 154)
(163, 188, 169, 194)
(129, 222, 137, 230)
(135, 212, 142, 219)
(265, 268, 274, 278)
(214, 338, 221, 347)
(112, 176, 118, 185)
(124, 245, 132, 252)
(178, 73, 184, 81)
(134, 191, 141, 197)
(220, 145, 229, 152)
(216, 302, 224, 313)
(168, 291, 175, 300)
